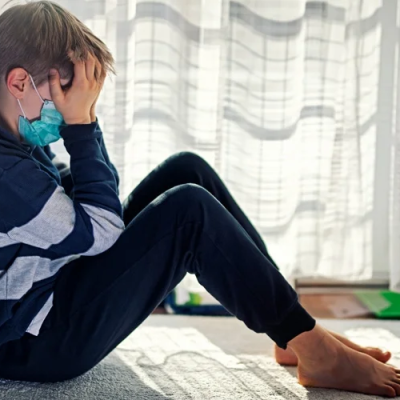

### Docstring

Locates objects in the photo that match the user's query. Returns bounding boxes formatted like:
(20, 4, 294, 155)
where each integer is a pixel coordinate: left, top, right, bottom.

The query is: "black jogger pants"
(0, 152, 315, 382)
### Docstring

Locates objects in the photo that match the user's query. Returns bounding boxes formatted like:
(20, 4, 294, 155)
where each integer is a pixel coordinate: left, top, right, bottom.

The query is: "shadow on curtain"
(4, 0, 399, 289)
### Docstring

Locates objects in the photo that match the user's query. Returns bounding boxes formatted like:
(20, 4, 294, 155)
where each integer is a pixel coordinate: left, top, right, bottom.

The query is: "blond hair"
(0, 1, 115, 86)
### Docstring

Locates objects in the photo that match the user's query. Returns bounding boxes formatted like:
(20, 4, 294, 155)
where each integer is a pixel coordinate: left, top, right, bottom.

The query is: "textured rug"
(0, 316, 399, 399)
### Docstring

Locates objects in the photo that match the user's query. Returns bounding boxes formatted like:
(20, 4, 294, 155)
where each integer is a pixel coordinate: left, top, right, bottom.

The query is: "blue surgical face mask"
(17, 75, 66, 147)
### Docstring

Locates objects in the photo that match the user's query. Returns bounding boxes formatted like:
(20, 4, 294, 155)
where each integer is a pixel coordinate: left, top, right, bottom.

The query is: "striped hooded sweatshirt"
(0, 122, 124, 347)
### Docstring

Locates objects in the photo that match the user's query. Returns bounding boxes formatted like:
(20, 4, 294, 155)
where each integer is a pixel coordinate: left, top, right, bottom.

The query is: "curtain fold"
(7, 0, 400, 288)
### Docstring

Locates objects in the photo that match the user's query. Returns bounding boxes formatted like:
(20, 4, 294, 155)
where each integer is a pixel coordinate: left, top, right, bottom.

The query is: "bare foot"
(289, 325, 400, 397)
(275, 330, 391, 366)
(274, 345, 299, 366)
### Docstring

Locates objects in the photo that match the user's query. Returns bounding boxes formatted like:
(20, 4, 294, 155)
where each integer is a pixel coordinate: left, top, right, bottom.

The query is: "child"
(0, 1, 398, 397)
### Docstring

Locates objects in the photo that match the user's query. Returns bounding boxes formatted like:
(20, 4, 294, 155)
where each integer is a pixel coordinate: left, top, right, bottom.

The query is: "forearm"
(61, 122, 122, 217)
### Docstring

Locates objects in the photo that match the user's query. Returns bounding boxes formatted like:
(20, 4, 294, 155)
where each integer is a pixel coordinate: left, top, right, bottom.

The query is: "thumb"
(48, 69, 63, 103)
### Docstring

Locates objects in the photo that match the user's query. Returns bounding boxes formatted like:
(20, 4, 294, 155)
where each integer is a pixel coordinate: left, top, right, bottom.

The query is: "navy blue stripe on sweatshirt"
(0, 124, 124, 254)
(0, 121, 124, 343)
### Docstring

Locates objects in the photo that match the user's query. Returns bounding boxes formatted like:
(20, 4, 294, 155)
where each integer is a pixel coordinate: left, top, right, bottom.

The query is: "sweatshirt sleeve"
(0, 122, 124, 258)
(95, 124, 120, 193)
(44, 124, 120, 197)
(43, 145, 56, 160)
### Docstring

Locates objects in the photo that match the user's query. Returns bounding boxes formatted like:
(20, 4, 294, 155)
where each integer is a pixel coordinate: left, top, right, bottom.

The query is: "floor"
(1, 315, 399, 399)
(1, 294, 398, 399)
(299, 294, 374, 319)
(155, 293, 375, 319)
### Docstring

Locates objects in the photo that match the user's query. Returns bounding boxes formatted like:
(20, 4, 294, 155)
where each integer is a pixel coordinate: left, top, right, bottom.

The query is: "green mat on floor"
(355, 290, 400, 318)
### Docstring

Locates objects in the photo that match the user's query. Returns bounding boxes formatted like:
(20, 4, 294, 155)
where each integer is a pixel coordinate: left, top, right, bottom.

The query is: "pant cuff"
(267, 301, 316, 349)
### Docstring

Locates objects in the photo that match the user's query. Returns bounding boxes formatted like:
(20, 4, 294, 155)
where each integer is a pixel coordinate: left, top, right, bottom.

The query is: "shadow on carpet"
(0, 317, 399, 399)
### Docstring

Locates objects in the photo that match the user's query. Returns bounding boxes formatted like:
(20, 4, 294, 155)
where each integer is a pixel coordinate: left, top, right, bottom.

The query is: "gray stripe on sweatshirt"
(7, 186, 75, 249)
(0, 232, 17, 248)
(0, 255, 79, 300)
(6, 186, 124, 255)
(26, 292, 54, 336)
(81, 204, 124, 256)
(0, 205, 124, 299)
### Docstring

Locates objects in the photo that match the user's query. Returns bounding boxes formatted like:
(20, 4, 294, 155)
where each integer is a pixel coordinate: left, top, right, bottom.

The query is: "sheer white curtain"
(7, 0, 400, 290)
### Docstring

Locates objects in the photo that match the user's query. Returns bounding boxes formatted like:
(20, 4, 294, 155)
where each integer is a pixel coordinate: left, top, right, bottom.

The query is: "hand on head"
(48, 51, 105, 125)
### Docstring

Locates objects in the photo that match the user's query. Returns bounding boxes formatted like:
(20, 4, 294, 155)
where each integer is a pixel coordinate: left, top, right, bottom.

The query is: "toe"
(366, 347, 391, 362)
(380, 385, 396, 398)
(383, 352, 392, 362)
(382, 351, 392, 362)
(391, 382, 400, 396)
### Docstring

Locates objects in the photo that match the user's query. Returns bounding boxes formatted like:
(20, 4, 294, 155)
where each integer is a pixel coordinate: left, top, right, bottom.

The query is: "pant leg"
(123, 151, 278, 268)
(0, 184, 315, 383)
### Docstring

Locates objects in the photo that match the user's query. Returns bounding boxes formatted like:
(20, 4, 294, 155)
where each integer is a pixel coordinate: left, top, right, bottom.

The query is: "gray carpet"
(0, 316, 399, 399)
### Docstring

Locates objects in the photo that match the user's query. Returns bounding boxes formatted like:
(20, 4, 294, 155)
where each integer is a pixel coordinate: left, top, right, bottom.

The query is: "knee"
(168, 183, 213, 206)
(169, 151, 212, 174)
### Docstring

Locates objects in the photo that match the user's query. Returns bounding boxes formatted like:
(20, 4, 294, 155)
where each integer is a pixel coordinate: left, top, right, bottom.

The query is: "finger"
(69, 51, 86, 84)
(95, 58, 105, 88)
(48, 69, 64, 104)
(94, 58, 100, 81)
(85, 53, 95, 82)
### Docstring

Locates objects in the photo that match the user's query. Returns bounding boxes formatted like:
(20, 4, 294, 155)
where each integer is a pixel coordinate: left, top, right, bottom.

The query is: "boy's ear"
(6, 68, 30, 100)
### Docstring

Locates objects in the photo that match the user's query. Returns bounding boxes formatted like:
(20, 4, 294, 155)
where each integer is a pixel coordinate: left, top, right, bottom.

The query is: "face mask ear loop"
(17, 99, 27, 119)
(29, 75, 45, 104)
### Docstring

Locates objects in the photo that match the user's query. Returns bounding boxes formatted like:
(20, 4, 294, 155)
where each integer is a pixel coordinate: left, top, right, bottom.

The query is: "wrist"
(61, 122, 101, 143)
(65, 116, 92, 125)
